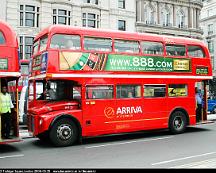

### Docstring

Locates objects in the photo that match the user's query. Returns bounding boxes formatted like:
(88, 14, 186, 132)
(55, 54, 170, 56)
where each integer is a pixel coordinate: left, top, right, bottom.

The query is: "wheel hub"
(174, 117, 182, 129)
(57, 124, 73, 140)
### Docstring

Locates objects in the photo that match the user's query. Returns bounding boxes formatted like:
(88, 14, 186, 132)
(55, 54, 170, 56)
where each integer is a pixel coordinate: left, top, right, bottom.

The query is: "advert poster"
(59, 52, 191, 73)
(0, 58, 8, 70)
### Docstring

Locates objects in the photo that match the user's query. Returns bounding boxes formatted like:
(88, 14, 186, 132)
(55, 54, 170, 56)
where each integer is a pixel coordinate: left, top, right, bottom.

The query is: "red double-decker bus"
(28, 25, 212, 147)
(0, 20, 21, 144)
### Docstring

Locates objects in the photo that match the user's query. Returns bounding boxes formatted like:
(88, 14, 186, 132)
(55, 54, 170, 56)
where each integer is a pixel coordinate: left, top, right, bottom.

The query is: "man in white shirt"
(0, 86, 14, 139)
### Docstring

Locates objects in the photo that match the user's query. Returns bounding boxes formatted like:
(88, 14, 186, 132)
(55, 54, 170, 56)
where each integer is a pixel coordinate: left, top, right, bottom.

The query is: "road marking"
(171, 158, 216, 168)
(152, 152, 216, 166)
(85, 136, 174, 149)
(0, 154, 24, 159)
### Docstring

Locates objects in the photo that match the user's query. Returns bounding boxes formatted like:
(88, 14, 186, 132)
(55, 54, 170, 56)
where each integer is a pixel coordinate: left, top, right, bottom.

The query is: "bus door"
(0, 78, 20, 143)
(195, 81, 208, 122)
(142, 84, 167, 128)
(83, 85, 116, 136)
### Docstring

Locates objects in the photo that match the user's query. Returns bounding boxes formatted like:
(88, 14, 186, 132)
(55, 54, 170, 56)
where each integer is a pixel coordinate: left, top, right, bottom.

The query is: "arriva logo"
(116, 106, 142, 115)
(104, 106, 143, 119)
(104, 107, 115, 119)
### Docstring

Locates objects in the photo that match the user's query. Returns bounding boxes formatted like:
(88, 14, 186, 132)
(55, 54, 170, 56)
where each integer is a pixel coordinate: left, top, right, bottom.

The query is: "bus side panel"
(143, 97, 168, 129)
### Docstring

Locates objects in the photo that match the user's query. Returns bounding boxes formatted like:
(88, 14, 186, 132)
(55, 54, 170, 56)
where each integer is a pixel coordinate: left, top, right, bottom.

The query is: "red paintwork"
(0, 20, 21, 144)
(0, 20, 19, 75)
(31, 25, 212, 78)
(28, 25, 212, 139)
(28, 100, 79, 115)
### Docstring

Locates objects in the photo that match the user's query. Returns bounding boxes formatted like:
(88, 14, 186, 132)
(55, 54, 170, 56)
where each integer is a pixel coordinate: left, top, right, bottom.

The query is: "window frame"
(83, 36, 112, 52)
(165, 44, 186, 57)
(86, 85, 114, 100)
(141, 41, 164, 56)
(116, 84, 142, 99)
(50, 34, 81, 50)
(118, 20, 126, 31)
(114, 39, 140, 54)
(19, 36, 34, 60)
(82, 13, 100, 28)
(39, 35, 48, 52)
(53, 9, 71, 25)
(143, 84, 166, 98)
(118, 0, 126, 9)
(187, 45, 206, 58)
(19, 5, 39, 27)
(168, 84, 188, 97)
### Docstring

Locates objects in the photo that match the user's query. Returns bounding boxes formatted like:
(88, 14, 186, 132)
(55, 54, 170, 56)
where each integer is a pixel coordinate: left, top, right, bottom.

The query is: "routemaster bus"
(0, 20, 21, 144)
(28, 25, 212, 147)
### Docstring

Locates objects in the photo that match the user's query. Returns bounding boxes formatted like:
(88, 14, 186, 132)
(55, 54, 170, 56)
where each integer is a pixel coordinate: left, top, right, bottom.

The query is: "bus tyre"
(37, 132, 49, 142)
(169, 111, 187, 134)
(49, 118, 78, 147)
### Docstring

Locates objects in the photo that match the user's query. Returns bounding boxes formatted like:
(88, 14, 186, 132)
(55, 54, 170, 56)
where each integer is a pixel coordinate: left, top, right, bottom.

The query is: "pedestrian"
(0, 86, 14, 139)
(195, 87, 202, 122)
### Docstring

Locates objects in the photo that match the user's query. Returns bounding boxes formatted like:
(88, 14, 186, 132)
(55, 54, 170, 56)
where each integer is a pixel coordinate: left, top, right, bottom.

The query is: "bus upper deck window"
(33, 40, 39, 55)
(188, 45, 205, 58)
(84, 37, 112, 52)
(114, 40, 139, 53)
(0, 31, 6, 44)
(39, 36, 48, 52)
(141, 41, 163, 55)
(50, 34, 81, 50)
(166, 44, 186, 56)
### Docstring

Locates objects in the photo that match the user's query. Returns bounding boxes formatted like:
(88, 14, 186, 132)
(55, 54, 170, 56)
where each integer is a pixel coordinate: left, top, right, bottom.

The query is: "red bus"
(0, 20, 21, 144)
(28, 25, 212, 147)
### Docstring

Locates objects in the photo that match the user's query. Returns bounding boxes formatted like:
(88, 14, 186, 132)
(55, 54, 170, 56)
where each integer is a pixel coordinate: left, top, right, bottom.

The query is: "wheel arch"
(49, 114, 82, 141)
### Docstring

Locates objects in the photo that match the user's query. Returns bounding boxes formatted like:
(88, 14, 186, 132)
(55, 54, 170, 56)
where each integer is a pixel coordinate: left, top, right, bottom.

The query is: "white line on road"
(0, 154, 24, 159)
(85, 136, 174, 149)
(171, 158, 216, 168)
(152, 152, 216, 166)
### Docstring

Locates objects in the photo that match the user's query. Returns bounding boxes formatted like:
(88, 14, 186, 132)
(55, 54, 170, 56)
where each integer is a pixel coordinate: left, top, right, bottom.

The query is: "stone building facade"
(0, 0, 136, 60)
(136, 0, 203, 39)
(200, 0, 216, 76)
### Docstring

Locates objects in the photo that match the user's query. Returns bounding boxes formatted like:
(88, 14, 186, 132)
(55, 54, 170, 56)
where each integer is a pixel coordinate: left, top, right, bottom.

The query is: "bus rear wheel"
(169, 111, 187, 134)
(49, 118, 78, 147)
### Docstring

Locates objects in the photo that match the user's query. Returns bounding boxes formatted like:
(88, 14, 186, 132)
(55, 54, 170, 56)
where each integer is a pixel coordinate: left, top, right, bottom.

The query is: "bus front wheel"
(169, 111, 187, 134)
(49, 118, 78, 147)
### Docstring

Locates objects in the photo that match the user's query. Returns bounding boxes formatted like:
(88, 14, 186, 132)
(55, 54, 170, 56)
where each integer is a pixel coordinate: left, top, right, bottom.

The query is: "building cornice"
(142, 0, 203, 9)
(200, 14, 216, 22)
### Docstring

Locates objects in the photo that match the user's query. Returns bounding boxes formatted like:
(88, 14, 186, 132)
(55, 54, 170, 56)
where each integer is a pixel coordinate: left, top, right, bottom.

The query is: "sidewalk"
(207, 113, 216, 121)
(19, 125, 31, 139)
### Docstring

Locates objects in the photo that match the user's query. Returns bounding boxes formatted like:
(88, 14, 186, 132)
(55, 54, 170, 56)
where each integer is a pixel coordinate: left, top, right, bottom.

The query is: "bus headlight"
(39, 119, 43, 126)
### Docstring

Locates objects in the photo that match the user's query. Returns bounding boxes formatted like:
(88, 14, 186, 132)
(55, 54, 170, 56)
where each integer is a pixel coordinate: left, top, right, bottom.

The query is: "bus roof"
(35, 25, 205, 46)
(0, 20, 18, 47)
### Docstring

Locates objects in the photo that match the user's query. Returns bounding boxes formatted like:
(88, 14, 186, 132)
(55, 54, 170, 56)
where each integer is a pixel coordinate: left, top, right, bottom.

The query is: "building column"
(196, 9, 200, 29)
(188, 7, 191, 28)
(173, 4, 176, 26)
(141, 0, 144, 22)
(137, 0, 142, 22)
(157, 1, 160, 24)
(193, 8, 196, 29)
(188, 6, 192, 28)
